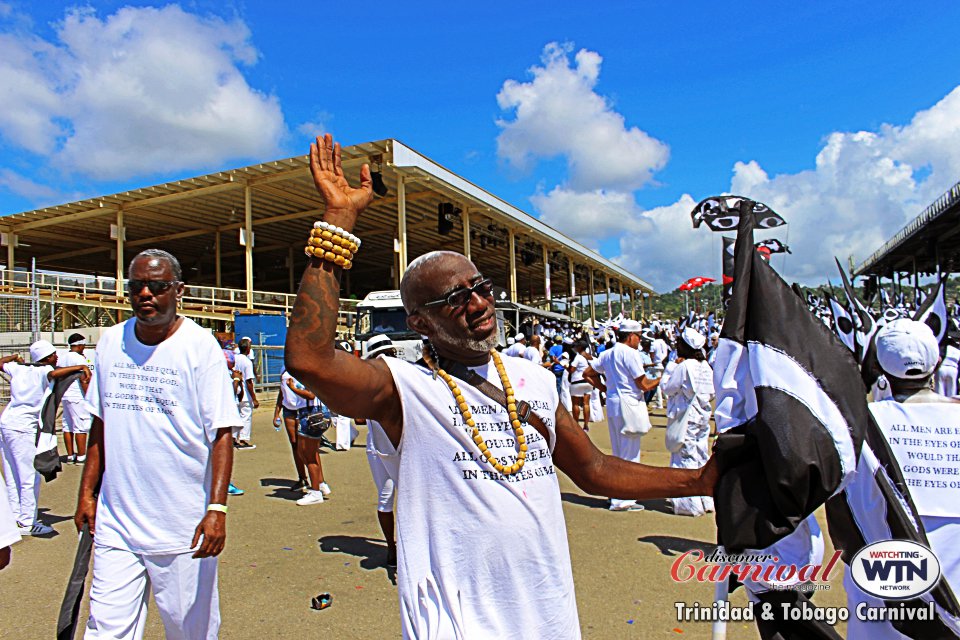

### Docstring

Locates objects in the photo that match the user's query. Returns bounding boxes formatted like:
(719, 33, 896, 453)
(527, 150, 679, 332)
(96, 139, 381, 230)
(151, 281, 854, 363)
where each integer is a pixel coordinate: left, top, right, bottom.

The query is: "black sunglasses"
(127, 279, 179, 295)
(420, 278, 494, 310)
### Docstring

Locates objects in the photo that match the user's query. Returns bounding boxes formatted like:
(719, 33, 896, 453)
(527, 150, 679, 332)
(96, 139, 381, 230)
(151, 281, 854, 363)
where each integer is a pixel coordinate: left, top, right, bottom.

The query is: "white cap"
(30, 339, 56, 362)
(514, 332, 525, 341)
(618, 319, 643, 334)
(876, 319, 939, 380)
(507, 337, 515, 345)
(365, 334, 395, 359)
(681, 327, 706, 351)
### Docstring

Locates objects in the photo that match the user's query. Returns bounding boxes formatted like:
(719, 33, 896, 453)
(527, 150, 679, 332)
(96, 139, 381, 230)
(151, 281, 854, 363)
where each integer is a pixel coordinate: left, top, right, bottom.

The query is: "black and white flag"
(826, 293, 857, 354)
(836, 259, 878, 365)
(712, 199, 865, 553)
(914, 275, 949, 347)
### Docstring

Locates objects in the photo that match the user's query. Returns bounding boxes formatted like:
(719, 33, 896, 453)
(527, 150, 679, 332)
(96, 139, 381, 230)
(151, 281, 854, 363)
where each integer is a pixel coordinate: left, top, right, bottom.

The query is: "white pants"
(669, 418, 714, 516)
(335, 416, 357, 450)
(86, 544, 219, 640)
(237, 401, 253, 441)
(0, 428, 40, 526)
(606, 411, 642, 509)
(62, 399, 92, 433)
(366, 449, 396, 512)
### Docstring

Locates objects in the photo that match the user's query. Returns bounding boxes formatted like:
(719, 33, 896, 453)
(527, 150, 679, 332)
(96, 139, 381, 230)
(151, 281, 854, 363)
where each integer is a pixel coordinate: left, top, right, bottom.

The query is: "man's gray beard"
(430, 321, 500, 355)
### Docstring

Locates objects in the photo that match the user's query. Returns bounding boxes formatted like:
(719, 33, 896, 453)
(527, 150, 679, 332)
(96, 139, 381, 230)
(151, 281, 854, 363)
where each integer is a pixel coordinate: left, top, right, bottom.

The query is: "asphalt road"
(0, 408, 849, 639)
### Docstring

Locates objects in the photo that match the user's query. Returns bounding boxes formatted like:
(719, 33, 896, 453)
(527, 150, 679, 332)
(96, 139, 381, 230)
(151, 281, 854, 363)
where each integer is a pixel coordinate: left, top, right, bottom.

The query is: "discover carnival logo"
(850, 540, 941, 600)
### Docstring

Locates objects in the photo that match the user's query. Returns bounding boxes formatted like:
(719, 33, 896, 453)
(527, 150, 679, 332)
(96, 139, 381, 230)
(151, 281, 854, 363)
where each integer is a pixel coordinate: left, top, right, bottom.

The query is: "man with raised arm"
(75, 249, 240, 639)
(286, 134, 719, 639)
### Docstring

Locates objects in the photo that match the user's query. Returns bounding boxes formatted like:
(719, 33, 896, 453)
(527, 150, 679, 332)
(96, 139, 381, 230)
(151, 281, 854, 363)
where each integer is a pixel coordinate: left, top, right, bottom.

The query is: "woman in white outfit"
(567, 341, 593, 430)
(660, 328, 715, 517)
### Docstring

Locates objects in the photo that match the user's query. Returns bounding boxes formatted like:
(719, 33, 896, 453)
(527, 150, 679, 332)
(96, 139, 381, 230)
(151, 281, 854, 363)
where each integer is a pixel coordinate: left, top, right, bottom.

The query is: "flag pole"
(711, 574, 728, 640)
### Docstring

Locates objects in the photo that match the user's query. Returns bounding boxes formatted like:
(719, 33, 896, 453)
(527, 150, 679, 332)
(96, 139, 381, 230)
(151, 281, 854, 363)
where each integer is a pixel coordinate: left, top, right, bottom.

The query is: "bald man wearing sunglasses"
(287, 134, 719, 639)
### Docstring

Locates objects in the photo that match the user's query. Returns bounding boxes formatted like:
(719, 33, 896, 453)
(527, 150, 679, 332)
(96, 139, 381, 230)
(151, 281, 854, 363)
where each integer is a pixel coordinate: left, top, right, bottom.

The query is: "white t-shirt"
(590, 343, 646, 415)
(0, 361, 53, 433)
(651, 339, 669, 365)
(59, 350, 90, 402)
(568, 353, 589, 384)
(503, 342, 526, 358)
(86, 318, 242, 554)
(383, 355, 580, 639)
(523, 345, 540, 363)
(234, 353, 255, 403)
(870, 400, 960, 519)
(279, 371, 307, 411)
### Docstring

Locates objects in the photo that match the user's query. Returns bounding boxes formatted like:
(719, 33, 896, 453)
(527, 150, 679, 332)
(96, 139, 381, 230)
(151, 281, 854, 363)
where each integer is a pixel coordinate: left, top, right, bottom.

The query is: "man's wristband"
(207, 504, 228, 514)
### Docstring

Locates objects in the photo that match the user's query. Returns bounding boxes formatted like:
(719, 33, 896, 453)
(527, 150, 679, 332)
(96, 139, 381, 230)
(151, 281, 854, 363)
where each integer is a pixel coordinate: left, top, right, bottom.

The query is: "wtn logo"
(851, 540, 941, 600)
(861, 559, 927, 583)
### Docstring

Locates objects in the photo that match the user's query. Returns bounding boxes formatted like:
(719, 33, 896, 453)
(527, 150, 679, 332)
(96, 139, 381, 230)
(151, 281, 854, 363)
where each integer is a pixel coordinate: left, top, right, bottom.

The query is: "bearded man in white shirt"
(75, 249, 241, 640)
(286, 134, 718, 639)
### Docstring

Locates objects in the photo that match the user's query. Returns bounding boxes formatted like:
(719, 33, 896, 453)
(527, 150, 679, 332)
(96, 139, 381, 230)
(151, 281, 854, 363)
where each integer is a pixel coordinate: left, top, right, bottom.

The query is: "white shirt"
(590, 343, 646, 414)
(59, 350, 90, 402)
(651, 339, 669, 365)
(523, 345, 540, 363)
(279, 371, 307, 410)
(86, 318, 242, 554)
(661, 359, 715, 427)
(234, 352, 255, 403)
(503, 342, 526, 358)
(568, 353, 589, 384)
(0, 361, 53, 433)
(870, 400, 960, 519)
(383, 355, 580, 639)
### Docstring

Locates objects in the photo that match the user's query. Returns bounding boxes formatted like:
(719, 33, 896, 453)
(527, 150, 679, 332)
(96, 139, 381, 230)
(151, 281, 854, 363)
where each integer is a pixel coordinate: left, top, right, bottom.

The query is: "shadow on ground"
(318, 535, 397, 584)
(637, 534, 716, 557)
(561, 492, 674, 515)
(259, 477, 303, 502)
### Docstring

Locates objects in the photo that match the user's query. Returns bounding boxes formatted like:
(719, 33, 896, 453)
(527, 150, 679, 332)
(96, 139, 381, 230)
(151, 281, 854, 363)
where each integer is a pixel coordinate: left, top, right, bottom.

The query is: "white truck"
(353, 289, 509, 363)
(353, 290, 424, 363)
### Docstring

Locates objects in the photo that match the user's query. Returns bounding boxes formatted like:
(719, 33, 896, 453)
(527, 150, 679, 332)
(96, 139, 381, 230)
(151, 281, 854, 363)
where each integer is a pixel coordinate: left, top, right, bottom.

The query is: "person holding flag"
(841, 319, 960, 639)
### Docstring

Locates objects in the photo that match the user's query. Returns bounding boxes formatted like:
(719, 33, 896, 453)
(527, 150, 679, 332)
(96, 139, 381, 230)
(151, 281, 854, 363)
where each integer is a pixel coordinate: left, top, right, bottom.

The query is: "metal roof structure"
(855, 178, 960, 278)
(0, 139, 653, 322)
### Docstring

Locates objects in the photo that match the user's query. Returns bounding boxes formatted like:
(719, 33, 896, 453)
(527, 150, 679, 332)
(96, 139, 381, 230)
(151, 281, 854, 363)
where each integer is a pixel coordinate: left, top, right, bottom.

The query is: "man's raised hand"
(309, 133, 373, 230)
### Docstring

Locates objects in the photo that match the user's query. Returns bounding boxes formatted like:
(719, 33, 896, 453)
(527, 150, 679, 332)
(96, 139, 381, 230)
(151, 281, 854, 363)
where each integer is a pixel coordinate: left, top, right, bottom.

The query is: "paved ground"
(0, 408, 849, 639)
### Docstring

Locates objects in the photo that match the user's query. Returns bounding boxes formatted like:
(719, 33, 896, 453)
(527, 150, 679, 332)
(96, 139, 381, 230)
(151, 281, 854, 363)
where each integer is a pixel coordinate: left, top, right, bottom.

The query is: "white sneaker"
(76, 455, 87, 463)
(18, 521, 54, 535)
(318, 482, 332, 497)
(296, 490, 325, 506)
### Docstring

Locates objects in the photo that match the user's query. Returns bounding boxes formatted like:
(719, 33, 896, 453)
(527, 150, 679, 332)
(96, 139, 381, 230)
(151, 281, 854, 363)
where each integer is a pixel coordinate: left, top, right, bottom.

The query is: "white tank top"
(383, 355, 581, 639)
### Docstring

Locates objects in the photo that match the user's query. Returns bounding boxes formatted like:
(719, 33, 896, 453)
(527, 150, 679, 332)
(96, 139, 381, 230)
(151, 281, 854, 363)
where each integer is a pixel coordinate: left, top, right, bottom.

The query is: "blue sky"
(2, 1, 960, 290)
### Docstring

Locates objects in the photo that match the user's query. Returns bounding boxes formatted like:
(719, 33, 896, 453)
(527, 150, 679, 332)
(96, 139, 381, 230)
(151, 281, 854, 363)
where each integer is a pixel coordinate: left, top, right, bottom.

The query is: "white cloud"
(531, 186, 651, 248)
(500, 44, 960, 292)
(0, 5, 285, 182)
(297, 111, 333, 139)
(0, 168, 58, 200)
(496, 42, 669, 192)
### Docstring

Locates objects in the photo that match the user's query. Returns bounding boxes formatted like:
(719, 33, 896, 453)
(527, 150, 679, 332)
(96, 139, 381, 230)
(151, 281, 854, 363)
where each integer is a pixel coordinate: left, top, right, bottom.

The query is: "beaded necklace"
(421, 348, 527, 476)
